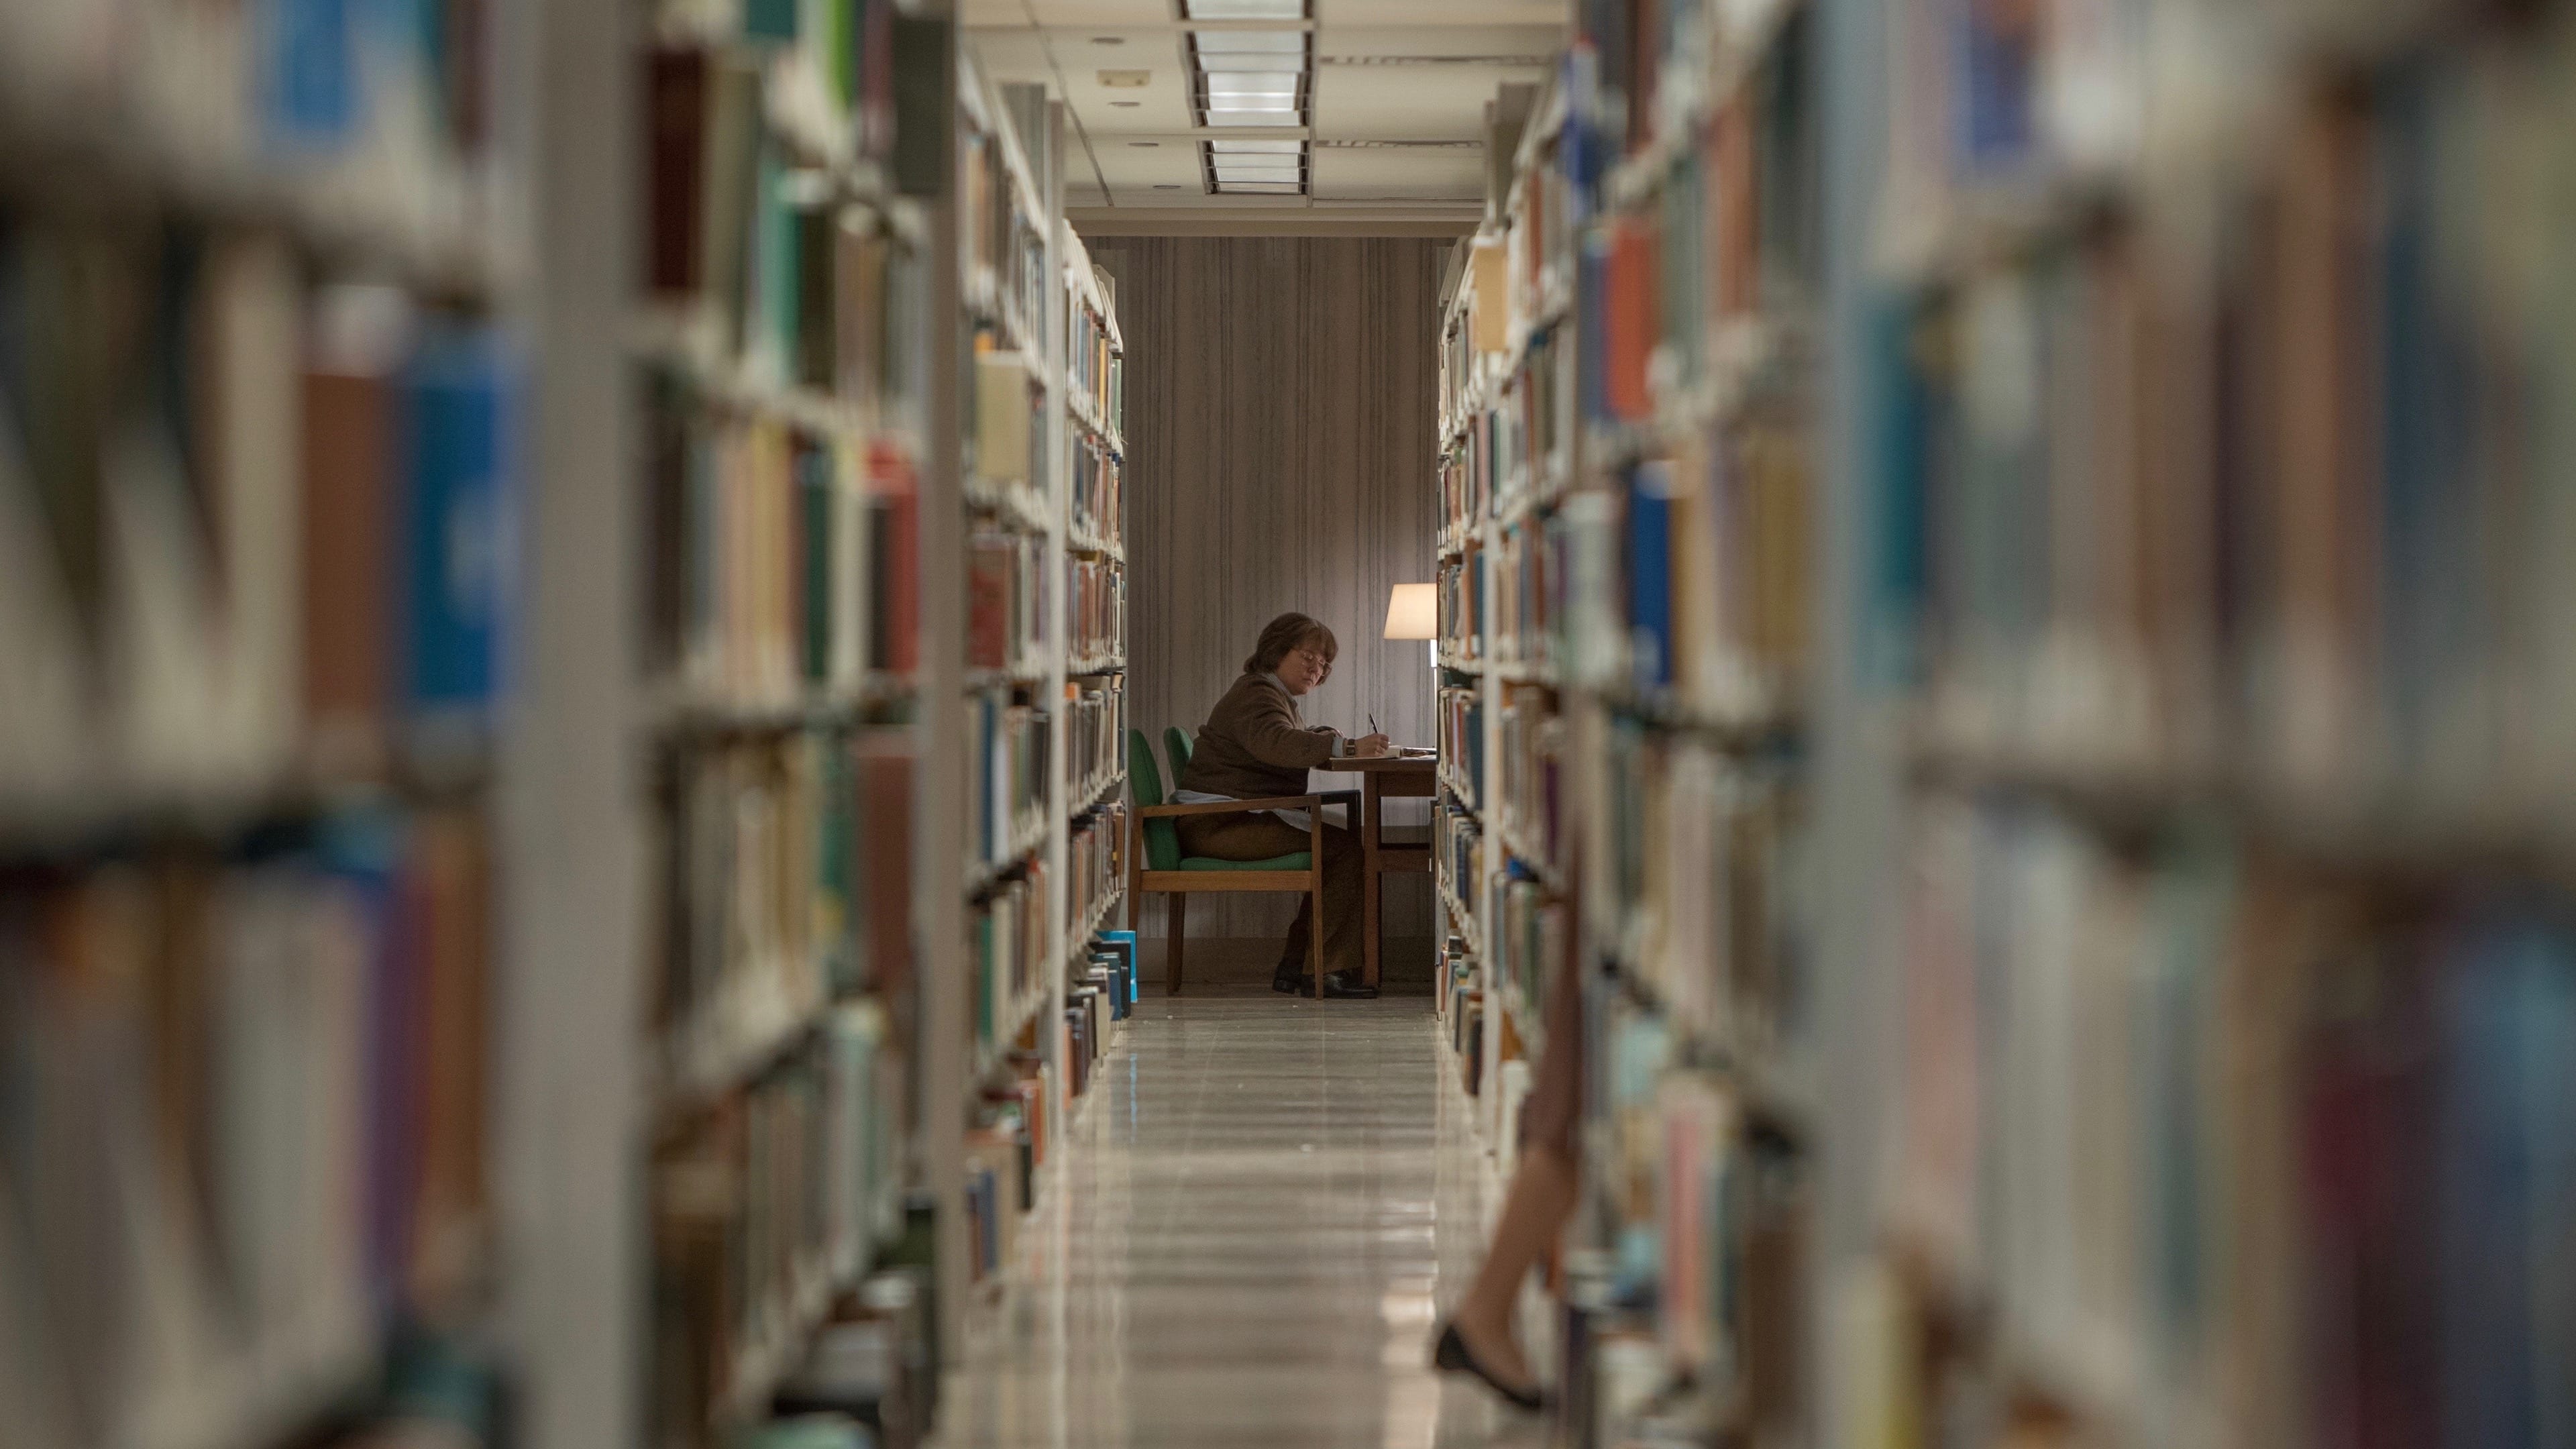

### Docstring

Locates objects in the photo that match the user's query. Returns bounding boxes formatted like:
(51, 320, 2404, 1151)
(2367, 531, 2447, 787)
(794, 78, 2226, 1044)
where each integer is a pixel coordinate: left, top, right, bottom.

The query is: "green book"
(743, 0, 798, 42)
(799, 444, 832, 684)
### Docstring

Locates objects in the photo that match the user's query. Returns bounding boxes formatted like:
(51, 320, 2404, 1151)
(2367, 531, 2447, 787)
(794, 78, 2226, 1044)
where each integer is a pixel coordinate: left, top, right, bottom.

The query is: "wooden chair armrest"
(1315, 789, 1362, 805)
(1136, 795, 1323, 819)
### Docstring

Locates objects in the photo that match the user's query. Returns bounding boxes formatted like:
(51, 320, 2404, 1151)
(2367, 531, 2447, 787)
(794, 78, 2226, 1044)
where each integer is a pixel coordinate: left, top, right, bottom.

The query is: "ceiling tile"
(1313, 61, 1540, 140)
(1309, 145, 1485, 202)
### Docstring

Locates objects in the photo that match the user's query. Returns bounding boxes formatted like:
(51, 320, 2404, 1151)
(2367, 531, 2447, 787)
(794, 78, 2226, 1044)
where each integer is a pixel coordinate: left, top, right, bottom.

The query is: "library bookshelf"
(0, 5, 531, 1449)
(1818, 4, 2576, 1448)
(1437, 1, 2576, 1448)
(637, 16, 1132, 1449)
(0, 7, 1129, 1449)
(1433, 3, 1821, 1442)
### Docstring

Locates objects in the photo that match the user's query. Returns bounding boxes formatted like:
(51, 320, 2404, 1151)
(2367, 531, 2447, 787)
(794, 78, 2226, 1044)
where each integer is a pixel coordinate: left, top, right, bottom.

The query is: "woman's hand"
(1352, 733, 1391, 758)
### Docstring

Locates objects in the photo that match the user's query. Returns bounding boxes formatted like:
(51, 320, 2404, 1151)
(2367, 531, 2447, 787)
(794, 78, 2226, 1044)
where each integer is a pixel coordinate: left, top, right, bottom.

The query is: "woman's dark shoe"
(1432, 1321, 1545, 1412)
(1275, 966, 1375, 998)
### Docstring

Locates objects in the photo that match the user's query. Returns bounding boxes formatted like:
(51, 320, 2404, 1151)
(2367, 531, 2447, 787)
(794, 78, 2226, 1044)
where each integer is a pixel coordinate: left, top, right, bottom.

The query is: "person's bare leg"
(1449, 1143, 1579, 1391)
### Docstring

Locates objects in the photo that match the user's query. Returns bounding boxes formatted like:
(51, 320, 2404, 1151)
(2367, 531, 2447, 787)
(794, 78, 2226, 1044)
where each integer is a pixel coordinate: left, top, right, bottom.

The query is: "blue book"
(262, 0, 362, 146)
(1956, 0, 2035, 174)
(1625, 463, 1674, 693)
(2436, 919, 2576, 1449)
(401, 327, 516, 733)
(1101, 930, 1140, 1005)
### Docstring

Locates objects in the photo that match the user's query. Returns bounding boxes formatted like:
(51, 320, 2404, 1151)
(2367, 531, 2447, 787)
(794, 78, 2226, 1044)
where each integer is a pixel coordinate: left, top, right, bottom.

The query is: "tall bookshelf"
(1822, 2, 2576, 1446)
(0, 7, 1128, 1449)
(926, 42, 1133, 1379)
(633, 3, 938, 1445)
(1436, 1, 1824, 1440)
(631, 13, 1130, 1449)
(1057, 218, 1132, 1118)
(0, 7, 522, 1449)
(1441, 1, 2576, 1446)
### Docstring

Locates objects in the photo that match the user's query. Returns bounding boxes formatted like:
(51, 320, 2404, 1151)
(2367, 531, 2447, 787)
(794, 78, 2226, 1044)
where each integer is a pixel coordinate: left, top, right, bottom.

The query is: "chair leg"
(1167, 892, 1187, 996)
(1309, 870, 1326, 1001)
(1309, 816, 1328, 1000)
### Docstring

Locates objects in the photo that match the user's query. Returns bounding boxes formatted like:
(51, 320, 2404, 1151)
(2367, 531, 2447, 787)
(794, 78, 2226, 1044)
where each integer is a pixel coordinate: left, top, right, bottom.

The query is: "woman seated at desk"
(1173, 611, 1389, 999)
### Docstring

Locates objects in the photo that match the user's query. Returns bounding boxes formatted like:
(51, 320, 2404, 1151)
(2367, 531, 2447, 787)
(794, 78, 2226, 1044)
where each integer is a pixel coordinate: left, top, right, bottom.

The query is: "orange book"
(1604, 219, 1660, 422)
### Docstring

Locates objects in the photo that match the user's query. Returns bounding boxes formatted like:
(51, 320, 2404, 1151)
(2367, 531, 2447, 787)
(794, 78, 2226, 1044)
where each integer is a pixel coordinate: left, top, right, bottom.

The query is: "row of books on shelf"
(1577, 999, 1805, 1445)
(1487, 523, 1551, 674)
(1067, 808, 1126, 947)
(963, 1065, 1049, 1286)
(965, 531, 1046, 676)
(0, 806, 493, 1449)
(658, 0, 903, 153)
(1436, 799, 1486, 938)
(653, 729, 920, 1095)
(1597, 722, 1803, 1062)
(1069, 430, 1122, 551)
(970, 867, 1051, 1067)
(1872, 0, 2167, 233)
(960, 122, 1045, 354)
(1546, 439, 1811, 714)
(1497, 688, 1567, 881)
(643, 44, 931, 433)
(1065, 282, 1124, 443)
(966, 691, 1047, 874)
(1487, 875, 1563, 1053)
(0, 227, 515, 816)
(1438, 445, 1484, 549)
(1442, 953, 1486, 1096)
(1491, 327, 1569, 516)
(1501, 111, 1576, 341)
(651, 1000, 902, 1449)
(1881, 792, 2576, 1448)
(1436, 558, 1483, 663)
(1438, 688, 1486, 810)
(645, 378, 922, 702)
(0, 0, 498, 282)
(1068, 936, 1137, 1102)
(1889, 38, 2576, 814)
(1065, 681, 1125, 810)
(1579, 5, 1818, 419)
(1068, 557, 1126, 667)
(969, 349, 1046, 494)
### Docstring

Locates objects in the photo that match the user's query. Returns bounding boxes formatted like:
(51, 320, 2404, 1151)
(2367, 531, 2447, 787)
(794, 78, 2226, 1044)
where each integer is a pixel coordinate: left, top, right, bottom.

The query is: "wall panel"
(1090, 235, 1447, 957)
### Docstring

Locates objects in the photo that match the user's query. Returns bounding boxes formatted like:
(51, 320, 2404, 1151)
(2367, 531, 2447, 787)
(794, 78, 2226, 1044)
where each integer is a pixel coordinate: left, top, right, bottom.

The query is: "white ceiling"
(962, 0, 1562, 226)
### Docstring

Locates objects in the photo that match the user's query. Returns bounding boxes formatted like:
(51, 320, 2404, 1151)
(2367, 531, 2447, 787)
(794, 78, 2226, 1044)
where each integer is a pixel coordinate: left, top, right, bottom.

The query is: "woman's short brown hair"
(1244, 612, 1337, 676)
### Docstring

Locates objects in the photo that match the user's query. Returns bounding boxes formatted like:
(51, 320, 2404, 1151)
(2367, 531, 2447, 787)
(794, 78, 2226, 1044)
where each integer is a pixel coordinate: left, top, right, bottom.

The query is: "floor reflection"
(938, 996, 1547, 1448)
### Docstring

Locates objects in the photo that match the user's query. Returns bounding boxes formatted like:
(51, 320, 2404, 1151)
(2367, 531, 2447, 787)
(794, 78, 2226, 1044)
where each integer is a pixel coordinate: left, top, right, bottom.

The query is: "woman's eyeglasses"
(1297, 647, 1333, 678)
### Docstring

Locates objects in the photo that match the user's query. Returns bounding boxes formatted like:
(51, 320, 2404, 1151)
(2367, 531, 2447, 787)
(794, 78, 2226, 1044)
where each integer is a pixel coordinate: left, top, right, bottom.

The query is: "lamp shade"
(1383, 583, 1437, 641)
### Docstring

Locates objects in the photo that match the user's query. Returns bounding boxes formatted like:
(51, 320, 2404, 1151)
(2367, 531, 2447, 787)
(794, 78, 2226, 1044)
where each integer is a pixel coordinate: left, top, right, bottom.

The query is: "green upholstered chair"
(1162, 725, 1193, 782)
(1127, 728, 1325, 997)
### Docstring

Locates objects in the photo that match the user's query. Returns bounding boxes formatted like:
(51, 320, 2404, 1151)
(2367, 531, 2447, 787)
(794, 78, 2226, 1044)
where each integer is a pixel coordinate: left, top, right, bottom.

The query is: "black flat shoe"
(1273, 968, 1305, 995)
(1322, 971, 1378, 1000)
(1432, 1322, 1544, 1413)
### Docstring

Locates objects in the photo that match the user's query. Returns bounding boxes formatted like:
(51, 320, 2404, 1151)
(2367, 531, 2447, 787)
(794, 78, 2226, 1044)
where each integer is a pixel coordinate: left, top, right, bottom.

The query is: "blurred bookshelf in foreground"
(0, 2, 518, 1445)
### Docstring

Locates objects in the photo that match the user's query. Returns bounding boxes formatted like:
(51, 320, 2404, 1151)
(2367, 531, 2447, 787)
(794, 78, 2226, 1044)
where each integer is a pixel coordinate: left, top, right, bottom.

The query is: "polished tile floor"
(937, 994, 1547, 1448)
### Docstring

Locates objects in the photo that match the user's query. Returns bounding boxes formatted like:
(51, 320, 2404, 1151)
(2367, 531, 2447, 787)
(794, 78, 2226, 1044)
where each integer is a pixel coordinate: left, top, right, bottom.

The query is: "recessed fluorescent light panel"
(1180, 0, 1310, 196)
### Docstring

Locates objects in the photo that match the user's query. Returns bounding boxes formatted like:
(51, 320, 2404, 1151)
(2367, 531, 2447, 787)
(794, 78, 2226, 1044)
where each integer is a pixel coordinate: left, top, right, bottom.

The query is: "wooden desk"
(1311, 753, 1437, 987)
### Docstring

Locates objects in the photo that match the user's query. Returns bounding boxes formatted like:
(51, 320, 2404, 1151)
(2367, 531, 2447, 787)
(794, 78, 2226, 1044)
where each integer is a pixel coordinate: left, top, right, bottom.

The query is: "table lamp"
(1385, 584, 1437, 747)
(1383, 583, 1437, 643)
